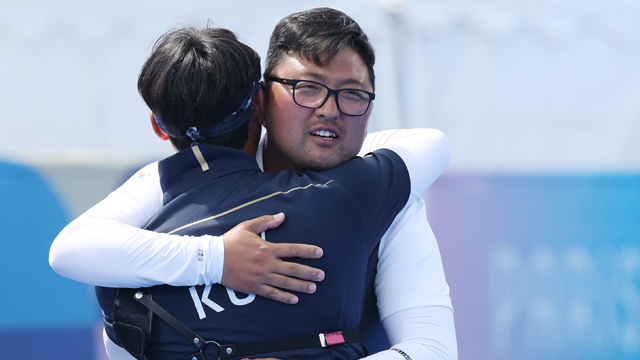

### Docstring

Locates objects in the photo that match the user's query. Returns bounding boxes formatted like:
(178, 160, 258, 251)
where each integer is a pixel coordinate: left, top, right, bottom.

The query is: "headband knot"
(186, 127, 207, 143)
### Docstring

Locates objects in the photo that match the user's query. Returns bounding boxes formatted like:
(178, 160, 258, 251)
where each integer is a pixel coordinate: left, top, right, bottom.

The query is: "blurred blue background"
(0, 0, 638, 359)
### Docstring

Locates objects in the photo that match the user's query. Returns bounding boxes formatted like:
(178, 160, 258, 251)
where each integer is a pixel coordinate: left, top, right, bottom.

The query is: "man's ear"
(247, 92, 265, 138)
(242, 99, 264, 157)
(257, 81, 267, 127)
(150, 111, 170, 141)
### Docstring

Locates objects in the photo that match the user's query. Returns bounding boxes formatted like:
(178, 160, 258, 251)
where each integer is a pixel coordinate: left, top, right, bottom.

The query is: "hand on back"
(221, 213, 325, 304)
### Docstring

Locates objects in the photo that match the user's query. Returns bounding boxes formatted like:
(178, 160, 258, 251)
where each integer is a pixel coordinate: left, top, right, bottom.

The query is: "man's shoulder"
(319, 148, 407, 178)
(309, 149, 412, 219)
(320, 149, 410, 195)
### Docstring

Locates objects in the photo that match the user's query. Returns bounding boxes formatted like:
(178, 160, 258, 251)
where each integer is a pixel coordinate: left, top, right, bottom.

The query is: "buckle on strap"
(319, 331, 346, 347)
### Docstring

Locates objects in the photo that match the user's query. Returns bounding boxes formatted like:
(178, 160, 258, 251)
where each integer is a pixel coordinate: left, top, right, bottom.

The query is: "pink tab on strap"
(324, 332, 345, 346)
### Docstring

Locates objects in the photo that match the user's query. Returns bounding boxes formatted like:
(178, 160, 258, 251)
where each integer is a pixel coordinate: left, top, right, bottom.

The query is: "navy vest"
(98, 145, 409, 360)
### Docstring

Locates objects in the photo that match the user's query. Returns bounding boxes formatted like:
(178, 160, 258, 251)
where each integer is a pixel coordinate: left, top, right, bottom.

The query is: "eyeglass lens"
(293, 81, 371, 116)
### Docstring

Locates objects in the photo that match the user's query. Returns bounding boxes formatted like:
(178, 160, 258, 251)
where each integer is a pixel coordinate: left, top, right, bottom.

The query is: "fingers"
(271, 242, 323, 259)
(273, 260, 325, 282)
(221, 213, 326, 306)
(242, 213, 286, 234)
(251, 269, 324, 305)
(254, 284, 300, 305)
(272, 272, 320, 293)
(235, 214, 324, 259)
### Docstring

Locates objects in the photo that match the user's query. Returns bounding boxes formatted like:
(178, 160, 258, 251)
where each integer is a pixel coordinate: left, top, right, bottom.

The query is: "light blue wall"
(0, 161, 99, 358)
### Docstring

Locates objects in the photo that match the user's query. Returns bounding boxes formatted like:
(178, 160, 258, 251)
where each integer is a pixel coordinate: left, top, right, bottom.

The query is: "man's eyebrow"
(301, 72, 365, 88)
(338, 79, 366, 88)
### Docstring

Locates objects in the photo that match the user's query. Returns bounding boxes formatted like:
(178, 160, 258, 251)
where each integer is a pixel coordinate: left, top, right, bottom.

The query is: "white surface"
(2, 0, 640, 172)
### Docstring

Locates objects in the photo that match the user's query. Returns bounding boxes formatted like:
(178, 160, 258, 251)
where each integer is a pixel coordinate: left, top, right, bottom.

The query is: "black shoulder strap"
(134, 290, 208, 351)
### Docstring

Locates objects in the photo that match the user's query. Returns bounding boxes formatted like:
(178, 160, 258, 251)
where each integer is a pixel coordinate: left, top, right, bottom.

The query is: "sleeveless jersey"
(98, 144, 410, 360)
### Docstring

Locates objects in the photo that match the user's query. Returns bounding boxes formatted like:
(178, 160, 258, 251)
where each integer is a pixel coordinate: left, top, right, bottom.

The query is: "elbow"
(49, 228, 77, 278)
(49, 235, 66, 276)
(430, 129, 452, 173)
(422, 129, 452, 186)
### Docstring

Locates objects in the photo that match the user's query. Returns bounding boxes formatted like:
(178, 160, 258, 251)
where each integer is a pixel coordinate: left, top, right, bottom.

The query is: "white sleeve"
(375, 194, 452, 319)
(365, 195, 457, 360)
(49, 162, 225, 288)
(362, 306, 458, 360)
(359, 129, 451, 195)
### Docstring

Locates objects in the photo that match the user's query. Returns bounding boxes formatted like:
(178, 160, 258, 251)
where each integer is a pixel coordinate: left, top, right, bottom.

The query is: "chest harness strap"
(123, 289, 360, 360)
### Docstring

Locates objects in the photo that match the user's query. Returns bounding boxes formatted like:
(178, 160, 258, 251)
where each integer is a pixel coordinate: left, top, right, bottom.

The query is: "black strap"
(217, 329, 360, 358)
(134, 291, 359, 358)
(134, 291, 208, 351)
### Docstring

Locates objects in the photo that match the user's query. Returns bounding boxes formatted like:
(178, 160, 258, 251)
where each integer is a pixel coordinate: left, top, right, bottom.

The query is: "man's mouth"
(311, 129, 338, 140)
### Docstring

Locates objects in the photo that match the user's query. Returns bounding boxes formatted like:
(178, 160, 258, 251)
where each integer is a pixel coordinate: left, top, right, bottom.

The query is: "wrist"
(209, 235, 225, 284)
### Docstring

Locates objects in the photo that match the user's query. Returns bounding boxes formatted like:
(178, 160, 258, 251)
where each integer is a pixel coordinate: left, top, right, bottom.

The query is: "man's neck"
(259, 134, 298, 174)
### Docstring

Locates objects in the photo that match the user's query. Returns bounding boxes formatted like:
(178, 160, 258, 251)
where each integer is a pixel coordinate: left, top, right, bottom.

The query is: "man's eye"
(298, 83, 320, 91)
(341, 90, 368, 101)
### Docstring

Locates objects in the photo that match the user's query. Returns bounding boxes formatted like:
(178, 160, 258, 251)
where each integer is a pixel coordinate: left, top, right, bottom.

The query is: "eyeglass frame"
(265, 76, 376, 116)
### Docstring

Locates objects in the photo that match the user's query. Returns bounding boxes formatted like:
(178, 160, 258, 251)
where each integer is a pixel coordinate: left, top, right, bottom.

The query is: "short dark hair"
(138, 26, 261, 151)
(265, 7, 375, 90)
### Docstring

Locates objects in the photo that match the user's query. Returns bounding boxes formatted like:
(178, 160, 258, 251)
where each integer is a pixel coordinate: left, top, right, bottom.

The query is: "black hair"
(265, 7, 375, 90)
(138, 26, 261, 151)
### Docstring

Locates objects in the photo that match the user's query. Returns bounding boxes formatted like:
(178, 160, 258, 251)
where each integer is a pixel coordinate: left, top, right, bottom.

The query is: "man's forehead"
(276, 48, 371, 88)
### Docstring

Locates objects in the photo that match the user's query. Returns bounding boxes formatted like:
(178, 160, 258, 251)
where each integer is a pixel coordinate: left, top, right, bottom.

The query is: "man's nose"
(314, 94, 340, 120)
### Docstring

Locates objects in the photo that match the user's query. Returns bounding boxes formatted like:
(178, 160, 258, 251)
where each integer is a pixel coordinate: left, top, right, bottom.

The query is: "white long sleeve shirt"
(50, 129, 457, 360)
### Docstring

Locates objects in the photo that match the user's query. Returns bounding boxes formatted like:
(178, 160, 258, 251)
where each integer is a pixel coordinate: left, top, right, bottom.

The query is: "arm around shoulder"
(48, 163, 323, 299)
(48, 162, 225, 288)
(379, 129, 451, 195)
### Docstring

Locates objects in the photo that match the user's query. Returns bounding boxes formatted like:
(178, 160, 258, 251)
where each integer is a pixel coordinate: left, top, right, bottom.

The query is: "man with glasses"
(50, 7, 456, 360)
(261, 76, 376, 172)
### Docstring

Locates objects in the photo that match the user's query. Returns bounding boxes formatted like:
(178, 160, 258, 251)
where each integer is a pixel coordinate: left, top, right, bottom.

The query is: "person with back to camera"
(50, 8, 457, 360)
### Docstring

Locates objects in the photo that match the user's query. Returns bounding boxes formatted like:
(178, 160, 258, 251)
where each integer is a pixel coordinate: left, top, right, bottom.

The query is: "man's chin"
(298, 155, 350, 172)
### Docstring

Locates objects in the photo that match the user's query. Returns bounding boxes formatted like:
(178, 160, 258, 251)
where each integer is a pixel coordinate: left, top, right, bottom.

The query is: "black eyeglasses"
(265, 77, 375, 116)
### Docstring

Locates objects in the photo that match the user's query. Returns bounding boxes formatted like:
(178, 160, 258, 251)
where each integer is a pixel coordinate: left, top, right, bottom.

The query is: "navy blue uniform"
(98, 144, 410, 360)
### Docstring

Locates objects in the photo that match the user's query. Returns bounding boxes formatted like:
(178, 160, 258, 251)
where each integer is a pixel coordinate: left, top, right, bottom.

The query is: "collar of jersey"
(158, 144, 261, 205)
